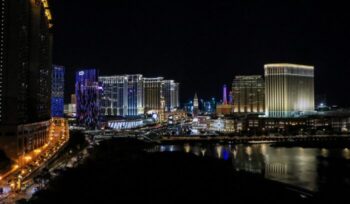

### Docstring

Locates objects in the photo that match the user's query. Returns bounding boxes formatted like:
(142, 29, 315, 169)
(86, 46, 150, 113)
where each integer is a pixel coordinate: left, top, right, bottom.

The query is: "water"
(148, 143, 350, 192)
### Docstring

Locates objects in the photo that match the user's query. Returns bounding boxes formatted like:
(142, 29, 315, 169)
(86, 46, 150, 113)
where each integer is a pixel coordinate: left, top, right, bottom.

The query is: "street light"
(24, 156, 32, 162)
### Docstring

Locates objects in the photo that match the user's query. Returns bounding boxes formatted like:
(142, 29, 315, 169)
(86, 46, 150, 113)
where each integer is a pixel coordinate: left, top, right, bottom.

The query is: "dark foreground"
(25, 139, 349, 203)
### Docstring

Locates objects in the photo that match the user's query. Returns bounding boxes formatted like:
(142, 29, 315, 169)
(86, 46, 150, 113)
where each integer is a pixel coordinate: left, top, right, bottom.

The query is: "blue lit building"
(203, 101, 213, 114)
(75, 69, 100, 129)
(51, 65, 65, 117)
(199, 98, 217, 114)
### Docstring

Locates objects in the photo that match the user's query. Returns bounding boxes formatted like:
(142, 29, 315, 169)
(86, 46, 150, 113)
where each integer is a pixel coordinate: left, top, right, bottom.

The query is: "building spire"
(223, 84, 228, 105)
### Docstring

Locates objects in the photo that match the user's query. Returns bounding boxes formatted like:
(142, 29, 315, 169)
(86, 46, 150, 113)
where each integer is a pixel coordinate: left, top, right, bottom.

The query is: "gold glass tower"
(144, 77, 164, 113)
(232, 75, 265, 113)
(264, 63, 315, 118)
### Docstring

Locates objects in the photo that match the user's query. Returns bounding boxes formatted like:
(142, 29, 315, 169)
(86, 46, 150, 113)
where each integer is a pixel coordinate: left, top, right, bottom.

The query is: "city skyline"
(2, 1, 350, 203)
(51, 0, 350, 106)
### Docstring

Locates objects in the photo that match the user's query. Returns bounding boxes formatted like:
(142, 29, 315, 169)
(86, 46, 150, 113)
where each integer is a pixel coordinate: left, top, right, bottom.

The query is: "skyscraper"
(126, 75, 144, 116)
(99, 75, 179, 117)
(0, 0, 53, 159)
(229, 91, 233, 105)
(223, 85, 228, 105)
(171, 82, 180, 109)
(76, 69, 100, 128)
(99, 76, 128, 117)
(162, 80, 180, 112)
(51, 65, 65, 117)
(193, 93, 199, 117)
(99, 75, 144, 117)
(232, 75, 265, 114)
(144, 77, 164, 113)
(264, 63, 315, 118)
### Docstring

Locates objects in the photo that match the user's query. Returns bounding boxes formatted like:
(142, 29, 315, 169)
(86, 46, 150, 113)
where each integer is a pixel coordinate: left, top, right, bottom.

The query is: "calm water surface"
(149, 143, 350, 192)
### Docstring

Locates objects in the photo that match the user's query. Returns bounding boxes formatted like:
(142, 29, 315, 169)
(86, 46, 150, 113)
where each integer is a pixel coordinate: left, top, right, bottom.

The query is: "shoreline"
(158, 135, 350, 148)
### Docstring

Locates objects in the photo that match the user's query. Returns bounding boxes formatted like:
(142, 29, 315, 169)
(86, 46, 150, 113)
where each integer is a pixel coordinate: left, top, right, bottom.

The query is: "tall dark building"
(0, 0, 53, 160)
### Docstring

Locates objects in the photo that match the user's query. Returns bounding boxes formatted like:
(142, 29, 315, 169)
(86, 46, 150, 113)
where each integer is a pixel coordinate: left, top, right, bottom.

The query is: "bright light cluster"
(41, 0, 53, 28)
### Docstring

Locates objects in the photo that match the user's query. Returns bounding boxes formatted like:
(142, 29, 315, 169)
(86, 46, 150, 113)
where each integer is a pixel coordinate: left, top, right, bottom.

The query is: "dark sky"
(50, 0, 350, 106)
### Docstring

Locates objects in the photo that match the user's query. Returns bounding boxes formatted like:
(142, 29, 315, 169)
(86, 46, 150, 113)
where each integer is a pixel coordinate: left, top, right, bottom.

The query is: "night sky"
(51, 0, 350, 106)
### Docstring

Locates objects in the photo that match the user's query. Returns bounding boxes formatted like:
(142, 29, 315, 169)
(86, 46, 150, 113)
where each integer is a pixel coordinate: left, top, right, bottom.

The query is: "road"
(0, 118, 70, 203)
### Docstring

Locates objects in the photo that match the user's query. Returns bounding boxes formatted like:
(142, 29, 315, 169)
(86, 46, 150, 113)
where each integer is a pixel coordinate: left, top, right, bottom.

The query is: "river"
(149, 142, 350, 192)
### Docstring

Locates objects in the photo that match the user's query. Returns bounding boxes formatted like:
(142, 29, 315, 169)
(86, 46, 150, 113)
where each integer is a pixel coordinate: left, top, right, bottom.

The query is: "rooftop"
(264, 63, 314, 70)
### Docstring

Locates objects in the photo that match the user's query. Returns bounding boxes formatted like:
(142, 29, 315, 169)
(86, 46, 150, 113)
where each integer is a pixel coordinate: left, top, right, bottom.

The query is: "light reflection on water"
(151, 143, 350, 192)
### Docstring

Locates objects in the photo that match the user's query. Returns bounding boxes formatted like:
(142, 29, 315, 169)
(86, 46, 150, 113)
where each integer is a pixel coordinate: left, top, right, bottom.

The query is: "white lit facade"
(162, 80, 180, 112)
(99, 76, 128, 116)
(99, 75, 180, 117)
(265, 63, 315, 118)
(108, 119, 144, 130)
(99, 75, 144, 117)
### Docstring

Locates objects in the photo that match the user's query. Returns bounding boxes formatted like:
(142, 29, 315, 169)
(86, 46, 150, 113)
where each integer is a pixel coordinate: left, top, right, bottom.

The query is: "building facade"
(162, 80, 179, 112)
(232, 75, 265, 114)
(264, 63, 315, 118)
(75, 69, 100, 128)
(98, 75, 179, 117)
(144, 77, 164, 113)
(216, 104, 234, 116)
(126, 75, 144, 116)
(193, 93, 199, 117)
(173, 82, 180, 109)
(64, 94, 77, 117)
(51, 65, 65, 117)
(99, 76, 127, 117)
(0, 0, 53, 160)
(99, 75, 144, 117)
(223, 84, 228, 105)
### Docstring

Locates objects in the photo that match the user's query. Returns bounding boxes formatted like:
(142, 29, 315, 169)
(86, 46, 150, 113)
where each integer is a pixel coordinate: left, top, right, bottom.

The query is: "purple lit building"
(75, 69, 100, 129)
(223, 84, 228, 105)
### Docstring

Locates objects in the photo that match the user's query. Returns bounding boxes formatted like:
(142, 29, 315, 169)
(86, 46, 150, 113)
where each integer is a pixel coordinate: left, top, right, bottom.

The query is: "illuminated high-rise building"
(229, 91, 233, 104)
(193, 93, 199, 117)
(264, 63, 315, 118)
(0, 0, 53, 159)
(223, 85, 228, 105)
(126, 75, 144, 116)
(51, 65, 65, 117)
(144, 77, 164, 113)
(99, 76, 128, 116)
(76, 69, 100, 128)
(232, 75, 265, 113)
(99, 75, 144, 117)
(171, 81, 180, 111)
(64, 94, 77, 117)
(162, 80, 180, 112)
(99, 75, 179, 117)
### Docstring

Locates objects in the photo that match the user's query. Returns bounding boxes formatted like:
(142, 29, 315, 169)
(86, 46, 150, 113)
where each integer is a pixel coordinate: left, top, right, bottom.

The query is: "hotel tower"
(264, 63, 315, 118)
